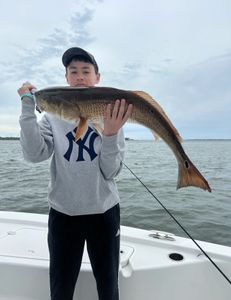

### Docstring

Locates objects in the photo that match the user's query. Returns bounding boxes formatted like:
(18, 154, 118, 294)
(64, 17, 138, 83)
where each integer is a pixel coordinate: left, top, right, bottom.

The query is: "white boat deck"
(0, 211, 231, 300)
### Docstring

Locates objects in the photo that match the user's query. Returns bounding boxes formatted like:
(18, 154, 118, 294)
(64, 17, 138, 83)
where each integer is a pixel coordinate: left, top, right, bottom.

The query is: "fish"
(34, 86, 211, 193)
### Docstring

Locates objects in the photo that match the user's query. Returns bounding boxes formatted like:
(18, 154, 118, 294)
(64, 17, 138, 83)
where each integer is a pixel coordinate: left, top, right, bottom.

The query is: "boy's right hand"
(17, 81, 36, 96)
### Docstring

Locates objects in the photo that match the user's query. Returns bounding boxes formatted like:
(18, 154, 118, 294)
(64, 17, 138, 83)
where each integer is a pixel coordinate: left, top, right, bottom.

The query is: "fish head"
(34, 87, 81, 122)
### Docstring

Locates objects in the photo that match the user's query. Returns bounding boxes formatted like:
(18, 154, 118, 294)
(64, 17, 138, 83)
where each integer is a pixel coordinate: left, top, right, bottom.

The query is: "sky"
(0, 0, 230, 139)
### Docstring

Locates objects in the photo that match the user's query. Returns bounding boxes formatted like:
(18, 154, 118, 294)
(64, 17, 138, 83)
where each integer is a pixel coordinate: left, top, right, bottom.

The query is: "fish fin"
(152, 130, 160, 141)
(92, 122, 103, 135)
(75, 117, 88, 141)
(133, 91, 183, 143)
(177, 156, 212, 192)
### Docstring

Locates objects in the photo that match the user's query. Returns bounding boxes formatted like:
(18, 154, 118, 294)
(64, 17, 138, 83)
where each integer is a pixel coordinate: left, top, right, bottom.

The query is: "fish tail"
(177, 156, 211, 192)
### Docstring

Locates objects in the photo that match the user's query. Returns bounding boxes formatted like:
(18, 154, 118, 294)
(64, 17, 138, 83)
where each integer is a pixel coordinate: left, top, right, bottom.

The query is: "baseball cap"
(62, 47, 99, 73)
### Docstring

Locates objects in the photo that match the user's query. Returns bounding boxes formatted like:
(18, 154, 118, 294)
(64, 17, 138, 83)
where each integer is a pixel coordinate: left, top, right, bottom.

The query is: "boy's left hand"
(103, 99, 133, 136)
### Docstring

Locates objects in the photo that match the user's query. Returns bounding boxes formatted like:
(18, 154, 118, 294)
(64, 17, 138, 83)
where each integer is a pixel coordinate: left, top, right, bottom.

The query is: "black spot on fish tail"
(184, 160, 189, 169)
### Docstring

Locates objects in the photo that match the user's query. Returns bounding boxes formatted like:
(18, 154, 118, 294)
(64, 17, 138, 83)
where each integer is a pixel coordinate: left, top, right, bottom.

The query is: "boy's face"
(65, 60, 100, 87)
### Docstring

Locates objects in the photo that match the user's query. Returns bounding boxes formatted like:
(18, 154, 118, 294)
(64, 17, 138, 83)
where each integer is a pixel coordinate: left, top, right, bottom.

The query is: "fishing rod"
(123, 162, 231, 286)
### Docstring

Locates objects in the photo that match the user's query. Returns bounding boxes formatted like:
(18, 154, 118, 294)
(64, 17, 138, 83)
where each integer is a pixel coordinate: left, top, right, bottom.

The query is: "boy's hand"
(103, 99, 133, 136)
(17, 81, 36, 96)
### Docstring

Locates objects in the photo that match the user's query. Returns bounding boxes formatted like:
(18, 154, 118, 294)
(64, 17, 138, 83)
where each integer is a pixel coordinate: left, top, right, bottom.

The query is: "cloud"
(167, 52, 231, 115)
(0, 6, 98, 87)
(155, 52, 231, 138)
(0, 0, 230, 138)
(0, 1, 103, 137)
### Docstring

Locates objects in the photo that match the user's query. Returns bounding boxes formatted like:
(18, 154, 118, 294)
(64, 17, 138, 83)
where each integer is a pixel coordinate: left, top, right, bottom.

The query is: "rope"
(123, 161, 231, 286)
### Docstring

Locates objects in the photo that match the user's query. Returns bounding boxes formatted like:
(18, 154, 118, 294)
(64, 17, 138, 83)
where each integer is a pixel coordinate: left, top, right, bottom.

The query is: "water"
(0, 139, 230, 246)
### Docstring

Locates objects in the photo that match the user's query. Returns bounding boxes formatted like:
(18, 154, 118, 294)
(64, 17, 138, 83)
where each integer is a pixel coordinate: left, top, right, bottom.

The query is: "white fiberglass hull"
(0, 211, 231, 300)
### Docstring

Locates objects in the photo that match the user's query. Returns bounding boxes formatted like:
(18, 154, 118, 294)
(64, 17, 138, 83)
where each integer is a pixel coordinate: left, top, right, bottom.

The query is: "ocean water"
(0, 139, 230, 246)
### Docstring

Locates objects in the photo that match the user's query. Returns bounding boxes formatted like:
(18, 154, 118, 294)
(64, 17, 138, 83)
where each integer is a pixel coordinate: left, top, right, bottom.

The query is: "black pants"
(48, 204, 120, 300)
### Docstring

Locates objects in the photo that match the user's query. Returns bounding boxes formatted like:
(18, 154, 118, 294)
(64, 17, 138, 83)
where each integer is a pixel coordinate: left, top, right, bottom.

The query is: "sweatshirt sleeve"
(19, 97, 54, 163)
(99, 129, 125, 180)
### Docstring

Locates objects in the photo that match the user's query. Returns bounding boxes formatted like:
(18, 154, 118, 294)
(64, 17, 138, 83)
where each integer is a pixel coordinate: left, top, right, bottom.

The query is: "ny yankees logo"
(64, 126, 99, 162)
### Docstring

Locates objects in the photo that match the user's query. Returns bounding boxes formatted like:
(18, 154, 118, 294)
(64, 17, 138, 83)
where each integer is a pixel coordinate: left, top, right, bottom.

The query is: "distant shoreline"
(0, 137, 230, 141)
(0, 137, 20, 140)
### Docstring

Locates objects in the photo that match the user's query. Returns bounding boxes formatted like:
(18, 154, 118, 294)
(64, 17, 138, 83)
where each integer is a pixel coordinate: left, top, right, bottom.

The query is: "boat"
(0, 210, 231, 300)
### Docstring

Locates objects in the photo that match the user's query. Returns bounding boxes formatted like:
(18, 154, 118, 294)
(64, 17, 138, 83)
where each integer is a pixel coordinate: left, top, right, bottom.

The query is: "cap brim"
(62, 47, 98, 72)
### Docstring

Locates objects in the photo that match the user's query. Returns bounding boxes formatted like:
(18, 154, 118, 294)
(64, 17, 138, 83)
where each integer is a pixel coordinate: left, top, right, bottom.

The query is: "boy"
(17, 47, 133, 300)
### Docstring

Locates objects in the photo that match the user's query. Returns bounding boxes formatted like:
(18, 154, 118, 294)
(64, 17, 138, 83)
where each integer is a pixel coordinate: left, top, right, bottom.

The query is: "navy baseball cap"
(62, 47, 99, 73)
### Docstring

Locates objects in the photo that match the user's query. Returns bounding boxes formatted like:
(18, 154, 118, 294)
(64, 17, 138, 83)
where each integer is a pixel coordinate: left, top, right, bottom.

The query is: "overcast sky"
(0, 0, 230, 139)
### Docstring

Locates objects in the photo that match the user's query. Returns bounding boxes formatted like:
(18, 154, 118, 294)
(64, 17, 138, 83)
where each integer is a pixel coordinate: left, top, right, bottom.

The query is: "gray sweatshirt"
(19, 97, 125, 216)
